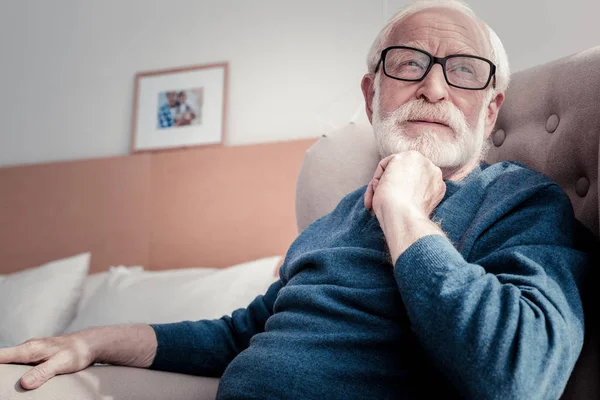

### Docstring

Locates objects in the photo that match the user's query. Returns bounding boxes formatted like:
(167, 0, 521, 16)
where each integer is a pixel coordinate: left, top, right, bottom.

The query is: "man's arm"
(365, 152, 590, 398)
(149, 279, 283, 377)
(391, 185, 589, 399)
(0, 279, 283, 389)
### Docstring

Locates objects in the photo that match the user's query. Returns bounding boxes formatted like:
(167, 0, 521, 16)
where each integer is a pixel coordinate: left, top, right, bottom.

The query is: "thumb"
(21, 358, 64, 390)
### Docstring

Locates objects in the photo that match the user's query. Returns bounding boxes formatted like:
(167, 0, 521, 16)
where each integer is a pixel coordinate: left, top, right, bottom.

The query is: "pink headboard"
(0, 139, 315, 274)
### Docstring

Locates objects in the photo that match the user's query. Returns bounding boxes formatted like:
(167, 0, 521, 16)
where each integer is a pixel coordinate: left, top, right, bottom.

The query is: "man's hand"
(364, 151, 446, 221)
(0, 333, 95, 390)
(364, 151, 447, 263)
(0, 324, 157, 390)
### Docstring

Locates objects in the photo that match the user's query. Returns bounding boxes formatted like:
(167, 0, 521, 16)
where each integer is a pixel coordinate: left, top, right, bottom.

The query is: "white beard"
(371, 91, 489, 169)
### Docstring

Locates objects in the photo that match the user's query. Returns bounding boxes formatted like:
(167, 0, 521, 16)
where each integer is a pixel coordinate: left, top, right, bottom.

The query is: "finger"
(372, 154, 395, 181)
(372, 178, 379, 193)
(366, 154, 395, 210)
(0, 347, 18, 364)
(364, 179, 374, 210)
(20, 355, 70, 390)
(0, 343, 39, 365)
(366, 153, 402, 211)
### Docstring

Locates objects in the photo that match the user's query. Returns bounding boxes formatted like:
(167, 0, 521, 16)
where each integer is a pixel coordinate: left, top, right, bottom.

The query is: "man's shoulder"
(480, 160, 566, 202)
(483, 160, 553, 185)
(474, 161, 577, 236)
(445, 160, 575, 242)
(466, 161, 597, 263)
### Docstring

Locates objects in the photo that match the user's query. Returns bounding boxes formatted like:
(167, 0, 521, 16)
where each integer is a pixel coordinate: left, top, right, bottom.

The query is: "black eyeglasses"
(375, 46, 496, 90)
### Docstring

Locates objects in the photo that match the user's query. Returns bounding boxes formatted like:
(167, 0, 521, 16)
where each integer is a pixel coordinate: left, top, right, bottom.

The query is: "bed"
(0, 138, 314, 399)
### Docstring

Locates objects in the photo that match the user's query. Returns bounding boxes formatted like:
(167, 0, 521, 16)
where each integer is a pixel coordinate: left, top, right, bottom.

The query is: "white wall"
(0, 0, 382, 167)
(0, 1, 598, 167)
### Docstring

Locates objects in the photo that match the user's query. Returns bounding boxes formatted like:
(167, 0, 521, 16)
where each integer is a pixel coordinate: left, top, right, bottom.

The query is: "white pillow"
(0, 253, 90, 347)
(65, 256, 281, 333)
(77, 266, 144, 314)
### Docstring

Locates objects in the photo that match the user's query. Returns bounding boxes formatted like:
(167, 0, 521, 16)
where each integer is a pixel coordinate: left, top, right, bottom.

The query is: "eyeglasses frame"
(374, 46, 497, 91)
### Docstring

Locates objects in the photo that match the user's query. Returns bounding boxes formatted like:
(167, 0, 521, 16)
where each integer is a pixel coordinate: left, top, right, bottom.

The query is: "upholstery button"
(576, 177, 589, 197)
(546, 114, 560, 133)
(493, 129, 505, 146)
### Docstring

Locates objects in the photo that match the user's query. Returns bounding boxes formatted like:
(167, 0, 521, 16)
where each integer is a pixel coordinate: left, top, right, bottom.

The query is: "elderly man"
(0, 1, 593, 399)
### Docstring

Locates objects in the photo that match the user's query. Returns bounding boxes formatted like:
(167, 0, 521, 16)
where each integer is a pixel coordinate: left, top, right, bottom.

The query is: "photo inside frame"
(157, 87, 204, 130)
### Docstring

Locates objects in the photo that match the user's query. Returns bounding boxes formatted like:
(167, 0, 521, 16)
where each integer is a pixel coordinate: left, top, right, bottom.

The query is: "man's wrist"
(75, 328, 102, 364)
(379, 203, 445, 264)
(79, 324, 157, 368)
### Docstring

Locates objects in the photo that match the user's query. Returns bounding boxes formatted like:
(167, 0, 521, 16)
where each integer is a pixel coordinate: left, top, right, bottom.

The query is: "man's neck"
(441, 157, 482, 181)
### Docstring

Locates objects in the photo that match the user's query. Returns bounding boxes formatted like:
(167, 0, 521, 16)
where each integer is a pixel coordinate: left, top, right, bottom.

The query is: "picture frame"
(131, 62, 228, 153)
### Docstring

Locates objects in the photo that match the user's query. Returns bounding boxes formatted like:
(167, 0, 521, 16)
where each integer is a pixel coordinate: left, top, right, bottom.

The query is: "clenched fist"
(364, 151, 446, 221)
(364, 151, 447, 263)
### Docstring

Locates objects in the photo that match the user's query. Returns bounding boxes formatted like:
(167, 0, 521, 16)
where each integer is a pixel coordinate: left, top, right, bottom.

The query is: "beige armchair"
(296, 46, 600, 399)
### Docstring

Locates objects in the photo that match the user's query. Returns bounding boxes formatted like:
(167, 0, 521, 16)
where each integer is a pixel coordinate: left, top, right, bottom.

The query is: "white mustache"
(382, 99, 469, 135)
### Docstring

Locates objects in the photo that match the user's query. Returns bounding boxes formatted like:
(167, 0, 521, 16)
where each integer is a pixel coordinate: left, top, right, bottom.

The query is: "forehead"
(387, 8, 489, 58)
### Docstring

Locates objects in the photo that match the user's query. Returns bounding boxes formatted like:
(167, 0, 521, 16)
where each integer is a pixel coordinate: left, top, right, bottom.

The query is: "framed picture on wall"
(131, 62, 228, 153)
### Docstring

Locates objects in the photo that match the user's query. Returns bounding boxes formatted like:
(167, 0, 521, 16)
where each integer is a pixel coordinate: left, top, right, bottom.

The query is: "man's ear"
(361, 74, 376, 124)
(484, 91, 505, 139)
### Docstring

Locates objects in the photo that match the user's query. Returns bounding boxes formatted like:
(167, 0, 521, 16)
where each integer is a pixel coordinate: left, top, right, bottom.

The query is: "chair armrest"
(0, 364, 219, 400)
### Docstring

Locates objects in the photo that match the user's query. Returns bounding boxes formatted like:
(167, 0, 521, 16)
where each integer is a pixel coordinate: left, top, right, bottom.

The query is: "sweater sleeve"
(394, 185, 592, 400)
(149, 279, 283, 377)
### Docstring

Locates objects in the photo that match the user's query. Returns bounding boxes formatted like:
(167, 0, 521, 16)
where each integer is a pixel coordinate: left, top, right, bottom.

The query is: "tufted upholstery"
(487, 47, 600, 237)
(295, 46, 600, 399)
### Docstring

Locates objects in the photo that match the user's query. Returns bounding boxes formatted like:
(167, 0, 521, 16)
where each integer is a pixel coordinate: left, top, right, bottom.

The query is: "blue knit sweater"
(150, 161, 593, 399)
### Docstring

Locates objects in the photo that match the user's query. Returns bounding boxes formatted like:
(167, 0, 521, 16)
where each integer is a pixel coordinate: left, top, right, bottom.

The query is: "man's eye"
(401, 60, 426, 70)
(450, 65, 474, 74)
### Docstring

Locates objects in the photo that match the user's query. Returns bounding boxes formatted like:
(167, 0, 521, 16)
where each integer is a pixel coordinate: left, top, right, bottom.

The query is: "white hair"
(366, 0, 510, 94)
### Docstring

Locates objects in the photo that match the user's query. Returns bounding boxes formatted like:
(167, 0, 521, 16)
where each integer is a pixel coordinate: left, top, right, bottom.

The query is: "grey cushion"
(487, 46, 600, 237)
(295, 46, 600, 399)
(295, 123, 379, 233)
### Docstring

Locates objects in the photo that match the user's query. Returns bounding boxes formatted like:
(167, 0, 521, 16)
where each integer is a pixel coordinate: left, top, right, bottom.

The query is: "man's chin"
(380, 144, 467, 170)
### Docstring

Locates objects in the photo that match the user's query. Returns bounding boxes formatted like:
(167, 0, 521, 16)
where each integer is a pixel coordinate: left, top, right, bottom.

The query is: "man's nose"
(415, 64, 449, 103)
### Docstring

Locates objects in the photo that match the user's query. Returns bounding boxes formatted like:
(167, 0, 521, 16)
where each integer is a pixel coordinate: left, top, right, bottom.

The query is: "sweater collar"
(442, 161, 488, 201)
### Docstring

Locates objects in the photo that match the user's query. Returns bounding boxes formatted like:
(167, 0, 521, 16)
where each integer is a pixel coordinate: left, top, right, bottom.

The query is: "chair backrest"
(295, 46, 600, 399)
